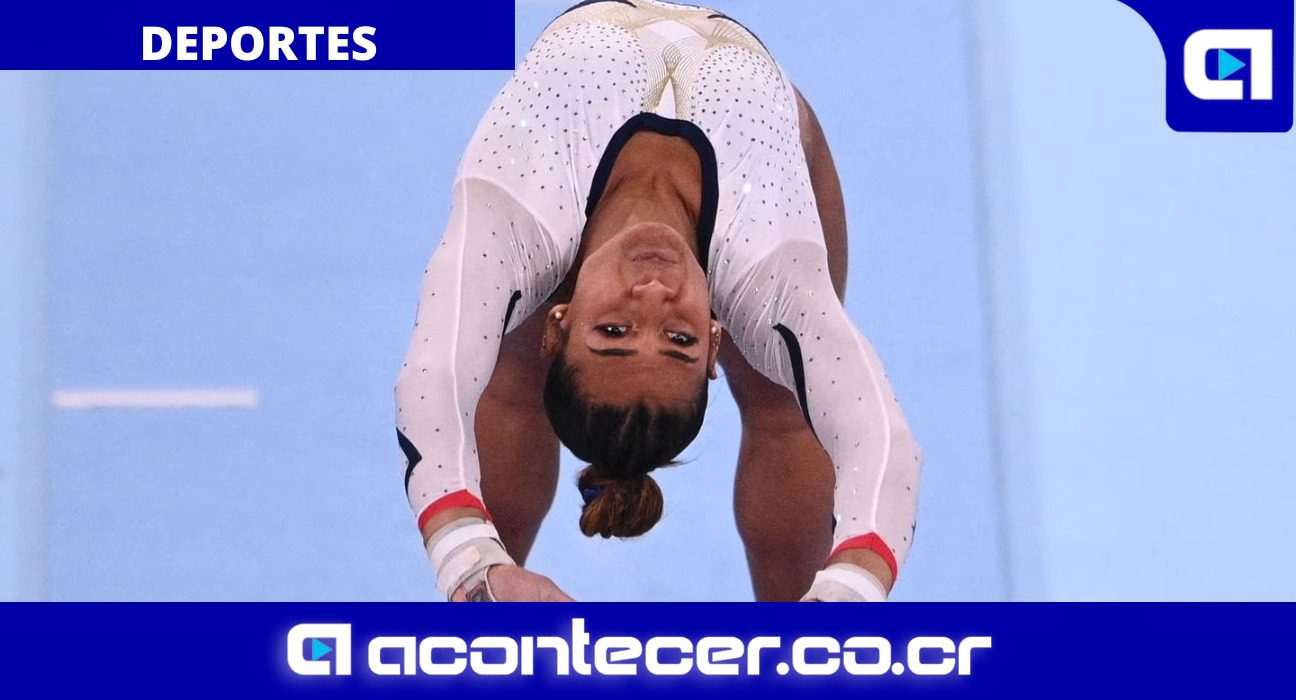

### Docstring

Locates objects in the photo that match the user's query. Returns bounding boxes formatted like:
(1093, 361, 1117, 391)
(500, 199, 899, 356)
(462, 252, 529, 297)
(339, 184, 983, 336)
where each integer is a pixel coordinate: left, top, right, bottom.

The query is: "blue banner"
(1, 603, 1291, 696)
(0, 1, 515, 69)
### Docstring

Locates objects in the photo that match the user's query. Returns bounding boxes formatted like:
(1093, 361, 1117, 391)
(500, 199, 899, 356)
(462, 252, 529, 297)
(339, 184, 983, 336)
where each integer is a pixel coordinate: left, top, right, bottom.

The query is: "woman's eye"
(597, 324, 630, 337)
(666, 331, 697, 346)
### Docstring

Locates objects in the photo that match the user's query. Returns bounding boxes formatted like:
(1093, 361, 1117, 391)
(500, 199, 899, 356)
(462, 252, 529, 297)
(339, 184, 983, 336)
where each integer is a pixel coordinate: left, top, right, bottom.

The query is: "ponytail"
(576, 466, 664, 538)
(543, 352, 707, 538)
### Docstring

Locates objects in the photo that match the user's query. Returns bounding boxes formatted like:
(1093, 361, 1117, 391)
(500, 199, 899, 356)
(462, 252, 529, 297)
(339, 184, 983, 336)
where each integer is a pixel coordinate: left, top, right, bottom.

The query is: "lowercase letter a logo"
(286, 623, 353, 676)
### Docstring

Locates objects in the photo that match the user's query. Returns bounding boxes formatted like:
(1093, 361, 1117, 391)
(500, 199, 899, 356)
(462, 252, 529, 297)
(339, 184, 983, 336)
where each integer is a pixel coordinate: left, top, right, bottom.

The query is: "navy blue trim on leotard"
(560, 0, 636, 17)
(501, 290, 523, 337)
(706, 12, 770, 52)
(773, 323, 817, 439)
(399, 429, 423, 493)
(584, 112, 720, 274)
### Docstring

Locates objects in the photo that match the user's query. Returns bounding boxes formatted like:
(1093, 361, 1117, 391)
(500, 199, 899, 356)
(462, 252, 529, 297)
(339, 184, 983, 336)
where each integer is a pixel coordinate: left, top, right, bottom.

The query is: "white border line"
(51, 388, 260, 410)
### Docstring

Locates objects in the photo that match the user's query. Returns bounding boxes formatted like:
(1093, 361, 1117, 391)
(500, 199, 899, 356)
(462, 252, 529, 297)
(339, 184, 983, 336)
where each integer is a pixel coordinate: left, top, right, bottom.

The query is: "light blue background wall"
(978, 0, 1296, 601)
(0, 72, 49, 602)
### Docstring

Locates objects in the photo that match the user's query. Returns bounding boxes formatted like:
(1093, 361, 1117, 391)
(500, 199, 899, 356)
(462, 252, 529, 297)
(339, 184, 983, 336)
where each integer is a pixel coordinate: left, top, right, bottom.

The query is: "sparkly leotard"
(395, 0, 922, 581)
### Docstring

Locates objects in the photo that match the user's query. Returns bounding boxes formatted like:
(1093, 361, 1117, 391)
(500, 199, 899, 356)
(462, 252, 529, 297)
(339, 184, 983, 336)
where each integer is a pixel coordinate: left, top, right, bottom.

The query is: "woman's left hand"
(450, 564, 575, 602)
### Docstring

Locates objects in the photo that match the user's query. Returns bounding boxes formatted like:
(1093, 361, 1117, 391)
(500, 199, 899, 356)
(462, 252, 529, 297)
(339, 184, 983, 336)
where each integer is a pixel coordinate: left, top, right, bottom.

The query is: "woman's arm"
(722, 87, 921, 601)
(726, 254, 922, 600)
(416, 339, 561, 562)
(790, 89, 909, 596)
(396, 177, 571, 600)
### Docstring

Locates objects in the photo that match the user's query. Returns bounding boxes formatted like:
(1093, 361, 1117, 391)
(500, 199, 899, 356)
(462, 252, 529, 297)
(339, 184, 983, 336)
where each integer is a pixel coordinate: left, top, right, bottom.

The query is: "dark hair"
(543, 351, 708, 538)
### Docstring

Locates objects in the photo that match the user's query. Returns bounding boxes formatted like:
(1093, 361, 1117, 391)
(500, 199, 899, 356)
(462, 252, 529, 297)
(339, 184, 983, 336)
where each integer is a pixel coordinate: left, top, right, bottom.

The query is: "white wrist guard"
(802, 562, 889, 602)
(424, 517, 515, 600)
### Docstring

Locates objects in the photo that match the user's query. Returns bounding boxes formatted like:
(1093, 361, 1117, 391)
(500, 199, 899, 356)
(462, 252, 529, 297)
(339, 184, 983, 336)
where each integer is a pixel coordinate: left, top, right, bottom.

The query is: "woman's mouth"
(619, 222, 691, 265)
(631, 250, 681, 265)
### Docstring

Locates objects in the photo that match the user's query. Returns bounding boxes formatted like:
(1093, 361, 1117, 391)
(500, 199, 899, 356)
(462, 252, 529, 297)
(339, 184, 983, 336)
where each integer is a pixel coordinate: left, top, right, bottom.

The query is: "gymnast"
(395, 0, 921, 602)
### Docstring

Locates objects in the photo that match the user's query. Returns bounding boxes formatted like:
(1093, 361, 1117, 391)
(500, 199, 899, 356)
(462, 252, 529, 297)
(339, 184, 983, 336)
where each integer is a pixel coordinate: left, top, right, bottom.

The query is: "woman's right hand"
(451, 565, 575, 602)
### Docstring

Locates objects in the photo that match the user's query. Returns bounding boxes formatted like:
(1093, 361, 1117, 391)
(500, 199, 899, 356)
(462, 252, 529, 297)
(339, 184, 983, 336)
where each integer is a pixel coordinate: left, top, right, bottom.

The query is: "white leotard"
(395, 0, 922, 581)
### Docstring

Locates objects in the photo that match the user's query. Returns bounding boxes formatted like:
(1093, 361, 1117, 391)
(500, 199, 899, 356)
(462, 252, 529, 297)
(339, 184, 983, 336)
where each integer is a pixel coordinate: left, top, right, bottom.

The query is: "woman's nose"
(631, 279, 677, 301)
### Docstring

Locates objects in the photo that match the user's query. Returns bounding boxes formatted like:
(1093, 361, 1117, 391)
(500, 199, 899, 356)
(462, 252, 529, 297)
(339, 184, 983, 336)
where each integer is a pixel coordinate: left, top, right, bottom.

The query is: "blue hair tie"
(580, 485, 606, 506)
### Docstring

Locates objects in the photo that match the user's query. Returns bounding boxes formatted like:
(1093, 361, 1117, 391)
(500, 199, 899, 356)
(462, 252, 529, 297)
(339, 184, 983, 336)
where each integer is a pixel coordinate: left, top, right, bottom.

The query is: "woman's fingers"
(542, 581, 576, 602)
(473, 565, 573, 602)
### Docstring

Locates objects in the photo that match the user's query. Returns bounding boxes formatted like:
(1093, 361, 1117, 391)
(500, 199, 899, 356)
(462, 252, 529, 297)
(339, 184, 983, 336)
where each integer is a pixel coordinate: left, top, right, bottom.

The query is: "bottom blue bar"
(0, 603, 1288, 696)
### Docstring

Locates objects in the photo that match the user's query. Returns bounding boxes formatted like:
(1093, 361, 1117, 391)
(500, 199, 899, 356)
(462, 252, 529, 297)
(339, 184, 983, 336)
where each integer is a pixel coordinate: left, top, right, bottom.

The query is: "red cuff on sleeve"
(829, 533, 898, 582)
(416, 490, 492, 532)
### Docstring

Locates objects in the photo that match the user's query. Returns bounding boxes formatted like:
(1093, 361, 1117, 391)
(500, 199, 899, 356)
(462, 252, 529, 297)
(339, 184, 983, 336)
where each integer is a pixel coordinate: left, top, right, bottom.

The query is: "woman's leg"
(724, 342, 836, 601)
(796, 87, 849, 300)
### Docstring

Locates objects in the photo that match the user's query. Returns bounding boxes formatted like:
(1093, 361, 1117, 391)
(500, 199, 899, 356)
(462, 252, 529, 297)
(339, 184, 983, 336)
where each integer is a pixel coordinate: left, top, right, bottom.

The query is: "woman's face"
(543, 222, 721, 407)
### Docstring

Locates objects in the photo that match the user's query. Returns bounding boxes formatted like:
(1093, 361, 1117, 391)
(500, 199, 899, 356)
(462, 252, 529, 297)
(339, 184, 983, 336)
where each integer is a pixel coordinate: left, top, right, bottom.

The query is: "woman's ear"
(540, 304, 571, 358)
(706, 321, 723, 380)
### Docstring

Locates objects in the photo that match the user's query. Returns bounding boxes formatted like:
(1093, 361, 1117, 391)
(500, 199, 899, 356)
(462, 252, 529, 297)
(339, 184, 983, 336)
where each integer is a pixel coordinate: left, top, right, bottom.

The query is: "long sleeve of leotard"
(715, 241, 922, 582)
(394, 177, 562, 534)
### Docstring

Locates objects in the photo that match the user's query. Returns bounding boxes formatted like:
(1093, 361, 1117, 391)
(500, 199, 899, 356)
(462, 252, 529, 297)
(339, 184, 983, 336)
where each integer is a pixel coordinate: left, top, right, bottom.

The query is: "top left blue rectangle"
(0, 1, 516, 69)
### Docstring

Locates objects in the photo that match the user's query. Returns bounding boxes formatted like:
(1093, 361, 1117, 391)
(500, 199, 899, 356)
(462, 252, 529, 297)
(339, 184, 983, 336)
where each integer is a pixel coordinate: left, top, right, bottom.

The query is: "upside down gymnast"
(395, 0, 922, 602)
